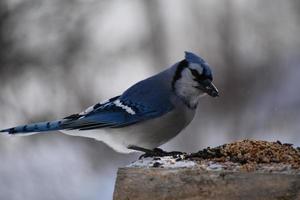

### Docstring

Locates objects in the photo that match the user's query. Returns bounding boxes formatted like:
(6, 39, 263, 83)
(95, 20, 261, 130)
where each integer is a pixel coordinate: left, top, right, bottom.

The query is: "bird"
(0, 52, 219, 154)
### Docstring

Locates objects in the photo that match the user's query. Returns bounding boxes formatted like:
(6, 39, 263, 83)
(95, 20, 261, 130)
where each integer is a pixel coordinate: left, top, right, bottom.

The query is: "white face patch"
(180, 68, 199, 86)
(173, 68, 205, 108)
(114, 99, 136, 115)
(189, 63, 203, 75)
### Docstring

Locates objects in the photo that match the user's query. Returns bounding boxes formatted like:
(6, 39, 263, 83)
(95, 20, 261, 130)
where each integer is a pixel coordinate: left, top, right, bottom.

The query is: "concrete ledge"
(113, 140, 300, 200)
(113, 167, 300, 200)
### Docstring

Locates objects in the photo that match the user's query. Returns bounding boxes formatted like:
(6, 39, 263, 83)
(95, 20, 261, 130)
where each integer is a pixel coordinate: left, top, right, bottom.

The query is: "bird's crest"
(184, 51, 206, 64)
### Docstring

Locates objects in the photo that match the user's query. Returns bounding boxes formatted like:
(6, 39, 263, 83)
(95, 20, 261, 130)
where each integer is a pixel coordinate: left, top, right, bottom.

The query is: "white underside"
(61, 104, 195, 153)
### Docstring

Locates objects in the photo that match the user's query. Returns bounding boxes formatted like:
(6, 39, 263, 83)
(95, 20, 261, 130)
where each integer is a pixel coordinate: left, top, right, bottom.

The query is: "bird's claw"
(139, 148, 184, 159)
(127, 145, 184, 159)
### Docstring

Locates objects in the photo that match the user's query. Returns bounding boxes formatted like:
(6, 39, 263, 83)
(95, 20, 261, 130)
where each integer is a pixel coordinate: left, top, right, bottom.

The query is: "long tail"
(0, 119, 67, 135)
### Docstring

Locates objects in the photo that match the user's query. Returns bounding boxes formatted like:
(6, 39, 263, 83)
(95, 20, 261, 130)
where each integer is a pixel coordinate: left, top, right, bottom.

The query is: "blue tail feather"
(0, 120, 65, 134)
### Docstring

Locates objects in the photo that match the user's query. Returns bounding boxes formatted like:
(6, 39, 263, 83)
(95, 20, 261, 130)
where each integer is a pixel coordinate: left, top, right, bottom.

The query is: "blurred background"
(0, 0, 300, 199)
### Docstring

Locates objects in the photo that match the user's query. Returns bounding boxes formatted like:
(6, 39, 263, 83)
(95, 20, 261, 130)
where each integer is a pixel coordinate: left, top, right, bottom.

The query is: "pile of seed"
(187, 139, 300, 169)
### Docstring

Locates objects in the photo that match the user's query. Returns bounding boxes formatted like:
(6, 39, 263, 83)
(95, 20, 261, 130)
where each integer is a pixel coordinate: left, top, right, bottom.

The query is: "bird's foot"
(141, 148, 184, 159)
(128, 145, 184, 159)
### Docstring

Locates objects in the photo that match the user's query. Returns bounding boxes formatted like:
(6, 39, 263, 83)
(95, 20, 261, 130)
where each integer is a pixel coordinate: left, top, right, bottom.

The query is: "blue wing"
(63, 74, 175, 130)
(61, 94, 174, 130)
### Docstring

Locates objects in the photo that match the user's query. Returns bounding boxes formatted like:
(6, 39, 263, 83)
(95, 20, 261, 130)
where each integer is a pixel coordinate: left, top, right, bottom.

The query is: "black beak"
(196, 80, 219, 97)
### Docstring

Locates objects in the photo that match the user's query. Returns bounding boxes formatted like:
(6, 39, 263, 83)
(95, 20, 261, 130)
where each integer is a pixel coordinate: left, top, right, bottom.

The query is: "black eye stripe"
(189, 68, 206, 81)
(189, 68, 213, 81)
(189, 69, 200, 77)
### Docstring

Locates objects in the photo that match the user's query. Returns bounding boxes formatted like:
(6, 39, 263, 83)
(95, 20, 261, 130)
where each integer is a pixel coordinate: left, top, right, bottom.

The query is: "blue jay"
(1, 52, 218, 154)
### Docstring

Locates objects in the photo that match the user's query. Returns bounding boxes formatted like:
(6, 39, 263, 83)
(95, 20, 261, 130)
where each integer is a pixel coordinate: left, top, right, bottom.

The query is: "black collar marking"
(172, 59, 188, 90)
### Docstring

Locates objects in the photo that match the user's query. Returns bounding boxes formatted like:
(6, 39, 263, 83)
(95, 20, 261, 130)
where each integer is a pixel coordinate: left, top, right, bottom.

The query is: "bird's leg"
(128, 145, 184, 158)
(127, 145, 155, 154)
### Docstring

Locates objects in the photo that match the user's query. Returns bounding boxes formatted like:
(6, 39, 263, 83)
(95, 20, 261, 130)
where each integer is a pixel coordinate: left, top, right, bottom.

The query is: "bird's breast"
(118, 104, 196, 150)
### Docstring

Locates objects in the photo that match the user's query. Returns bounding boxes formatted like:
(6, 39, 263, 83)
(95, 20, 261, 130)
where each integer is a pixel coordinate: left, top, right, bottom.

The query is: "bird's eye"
(189, 69, 206, 81)
(190, 69, 200, 77)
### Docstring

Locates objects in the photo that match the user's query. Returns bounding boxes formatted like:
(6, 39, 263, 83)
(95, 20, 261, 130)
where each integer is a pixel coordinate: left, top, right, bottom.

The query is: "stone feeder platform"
(113, 140, 300, 200)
